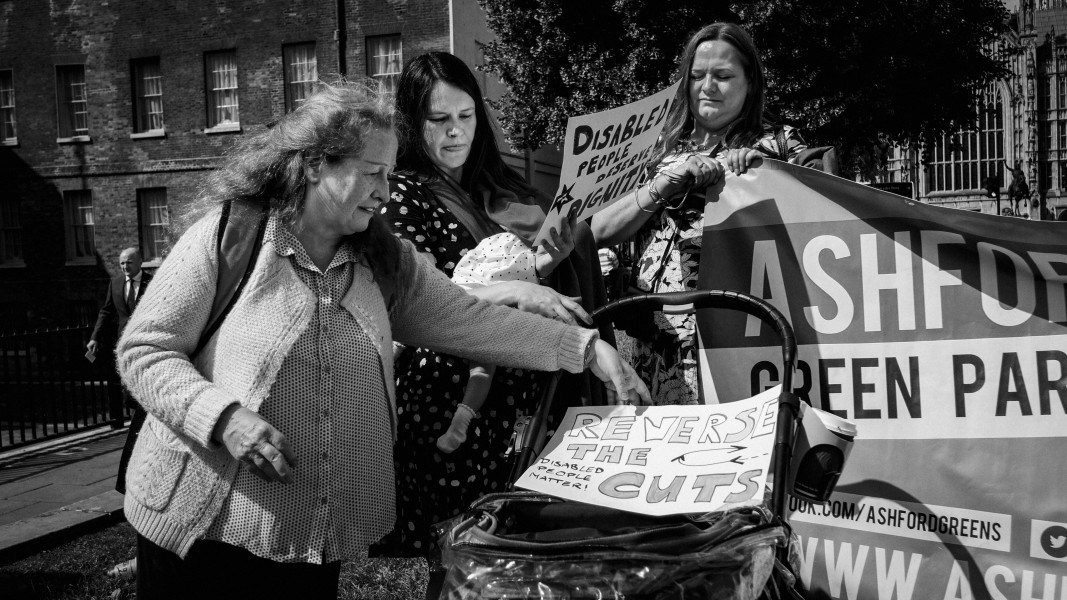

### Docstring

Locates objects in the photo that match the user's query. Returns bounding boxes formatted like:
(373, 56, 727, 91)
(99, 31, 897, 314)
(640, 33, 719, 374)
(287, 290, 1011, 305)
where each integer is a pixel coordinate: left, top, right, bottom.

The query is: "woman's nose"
(700, 74, 716, 91)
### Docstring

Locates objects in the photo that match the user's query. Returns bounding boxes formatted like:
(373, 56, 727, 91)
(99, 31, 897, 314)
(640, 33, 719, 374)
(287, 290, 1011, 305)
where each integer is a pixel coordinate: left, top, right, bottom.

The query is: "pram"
(426, 290, 808, 600)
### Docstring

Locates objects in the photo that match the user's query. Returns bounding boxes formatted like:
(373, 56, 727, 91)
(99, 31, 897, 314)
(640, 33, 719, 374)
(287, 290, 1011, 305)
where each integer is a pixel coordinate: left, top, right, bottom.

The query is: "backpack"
(190, 199, 269, 359)
(188, 199, 398, 359)
(773, 128, 840, 176)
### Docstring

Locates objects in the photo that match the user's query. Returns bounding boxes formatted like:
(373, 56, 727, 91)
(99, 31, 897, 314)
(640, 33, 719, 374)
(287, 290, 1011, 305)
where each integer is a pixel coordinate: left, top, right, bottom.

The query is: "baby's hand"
(534, 215, 576, 279)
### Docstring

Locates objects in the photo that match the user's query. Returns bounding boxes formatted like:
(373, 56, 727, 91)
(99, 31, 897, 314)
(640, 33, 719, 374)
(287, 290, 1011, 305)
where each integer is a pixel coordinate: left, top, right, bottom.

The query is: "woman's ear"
(305, 162, 321, 184)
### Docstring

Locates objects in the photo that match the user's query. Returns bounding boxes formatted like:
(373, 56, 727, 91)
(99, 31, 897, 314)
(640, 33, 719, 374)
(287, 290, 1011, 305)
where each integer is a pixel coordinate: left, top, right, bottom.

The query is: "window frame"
(366, 34, 402, 96)
(0, 69, 16, 146)
(136, 187, 170, 266)
(924, 88, 1004, 195)
(204, 49, 240, 133)
(283, 42, 318, 113)
(0, 198, 24, 268)
(55, 64, 90, 143)
(62, 189, 96, 265)
(131, 56, 165, 138)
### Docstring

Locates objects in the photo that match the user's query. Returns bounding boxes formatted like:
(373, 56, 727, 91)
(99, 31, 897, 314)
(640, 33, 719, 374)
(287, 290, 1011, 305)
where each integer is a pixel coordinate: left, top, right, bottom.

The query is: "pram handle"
(591, 289, 800, 518)
(591, 289, 796, 381)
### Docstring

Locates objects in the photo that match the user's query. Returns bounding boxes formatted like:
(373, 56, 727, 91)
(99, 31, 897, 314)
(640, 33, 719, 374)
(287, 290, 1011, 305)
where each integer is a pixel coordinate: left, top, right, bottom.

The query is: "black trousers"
(136, 534, 342, 600)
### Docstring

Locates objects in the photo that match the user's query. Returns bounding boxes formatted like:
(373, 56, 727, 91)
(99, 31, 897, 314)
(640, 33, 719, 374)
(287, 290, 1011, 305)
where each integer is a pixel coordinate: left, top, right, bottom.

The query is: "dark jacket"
(91, 271, 153, 348)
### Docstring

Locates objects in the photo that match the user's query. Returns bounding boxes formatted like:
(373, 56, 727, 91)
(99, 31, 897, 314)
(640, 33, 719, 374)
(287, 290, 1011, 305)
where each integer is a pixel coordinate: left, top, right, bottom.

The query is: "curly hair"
(181, 80, 406, 284)
(649, 22, 767, 168)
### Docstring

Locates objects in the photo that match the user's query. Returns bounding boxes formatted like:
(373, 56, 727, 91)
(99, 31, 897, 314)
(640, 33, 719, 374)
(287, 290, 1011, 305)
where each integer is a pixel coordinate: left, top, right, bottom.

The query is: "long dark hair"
(394, 51, 535, 198)
(183, 80, 404, 284)
(650, 22, 767, 167)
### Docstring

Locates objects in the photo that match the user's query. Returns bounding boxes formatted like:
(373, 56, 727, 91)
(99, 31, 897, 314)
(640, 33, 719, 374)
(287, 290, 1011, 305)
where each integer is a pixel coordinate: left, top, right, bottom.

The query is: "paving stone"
(0, 501, 64, 527)
(0, 499, 37, 518)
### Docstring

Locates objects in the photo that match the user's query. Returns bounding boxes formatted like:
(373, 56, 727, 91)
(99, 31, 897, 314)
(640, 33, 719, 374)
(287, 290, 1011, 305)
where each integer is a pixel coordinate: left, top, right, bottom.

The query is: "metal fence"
(0, 325, 128, 450)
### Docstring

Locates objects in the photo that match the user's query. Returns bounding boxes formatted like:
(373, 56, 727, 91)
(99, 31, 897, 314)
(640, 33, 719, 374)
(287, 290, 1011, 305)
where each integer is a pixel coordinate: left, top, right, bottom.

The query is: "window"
(63, 190, 95, 262)
(0, 69, 15, 144)
(205, 50, 239, 131)
(925, 88, 1004, 193)
(1059, 75, 1067, 109)
(137, 188, 169, 263)
(0, 199, 23, 266)
(56, 64, 89, 140)
(131, 57, 164, 134)
(366, 35, 402, 95)
(884, 146, 911, 183)
(283, 43, 317, 113)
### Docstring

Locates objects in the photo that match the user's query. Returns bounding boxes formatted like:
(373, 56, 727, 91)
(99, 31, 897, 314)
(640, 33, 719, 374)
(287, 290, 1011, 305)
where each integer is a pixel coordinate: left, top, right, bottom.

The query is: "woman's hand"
(511, 281, 592, 326)
(534, 215, 576, 279)
(212, 404, 298, 484)
(659, 153, 725, 197)
(721, 148, 763, 175)
(588, 339, 651, 405)
(470, 280, 593, 326)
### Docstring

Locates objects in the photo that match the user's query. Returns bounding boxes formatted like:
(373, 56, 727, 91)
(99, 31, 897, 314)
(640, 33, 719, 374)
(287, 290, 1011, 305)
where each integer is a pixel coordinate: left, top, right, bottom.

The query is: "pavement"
(0, 425, 129, 563)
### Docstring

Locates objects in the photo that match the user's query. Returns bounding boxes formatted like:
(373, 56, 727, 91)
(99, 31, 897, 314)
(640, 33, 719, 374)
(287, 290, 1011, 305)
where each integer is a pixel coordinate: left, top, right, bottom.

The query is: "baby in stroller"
(438, 225, 575, 453)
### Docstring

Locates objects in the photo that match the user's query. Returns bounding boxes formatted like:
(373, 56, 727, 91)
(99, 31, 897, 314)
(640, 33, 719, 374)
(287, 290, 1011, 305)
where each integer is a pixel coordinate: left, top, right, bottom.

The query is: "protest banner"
(534, 81, 680, 246)
(696, 159, 1067, 599)
(516, 387, 780, 516)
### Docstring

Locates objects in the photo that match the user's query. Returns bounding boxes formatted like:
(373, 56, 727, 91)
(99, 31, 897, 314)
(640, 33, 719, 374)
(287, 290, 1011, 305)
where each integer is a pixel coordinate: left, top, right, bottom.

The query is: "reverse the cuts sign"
(516, 387, 780, 516)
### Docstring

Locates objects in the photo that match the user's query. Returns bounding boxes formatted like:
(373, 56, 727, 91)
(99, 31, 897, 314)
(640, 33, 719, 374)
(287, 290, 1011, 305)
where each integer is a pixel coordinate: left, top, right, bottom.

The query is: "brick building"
(877, 1, 1067, 220)
(0, 0, 561, 331)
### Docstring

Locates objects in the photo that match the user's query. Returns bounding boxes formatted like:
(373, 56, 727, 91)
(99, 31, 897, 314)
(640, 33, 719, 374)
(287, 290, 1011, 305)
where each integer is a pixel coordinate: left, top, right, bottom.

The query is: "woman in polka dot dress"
(374, 52, 616, 556)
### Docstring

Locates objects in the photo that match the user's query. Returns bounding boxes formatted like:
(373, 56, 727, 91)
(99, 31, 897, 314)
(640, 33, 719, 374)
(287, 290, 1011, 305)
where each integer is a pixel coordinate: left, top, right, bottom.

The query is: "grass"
(0, 520, 137, 600)
(0, 521, 428, 600)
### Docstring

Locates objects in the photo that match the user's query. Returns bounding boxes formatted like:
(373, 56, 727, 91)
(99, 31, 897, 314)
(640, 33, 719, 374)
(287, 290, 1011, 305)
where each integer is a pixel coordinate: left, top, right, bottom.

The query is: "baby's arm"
(533, 216, 576, 279)
(437, 363, 496, 453)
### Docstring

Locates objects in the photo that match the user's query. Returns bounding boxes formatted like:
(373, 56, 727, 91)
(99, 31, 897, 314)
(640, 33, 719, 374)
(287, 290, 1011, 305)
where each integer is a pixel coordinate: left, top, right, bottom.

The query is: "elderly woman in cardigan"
(116, 81, 648, 600)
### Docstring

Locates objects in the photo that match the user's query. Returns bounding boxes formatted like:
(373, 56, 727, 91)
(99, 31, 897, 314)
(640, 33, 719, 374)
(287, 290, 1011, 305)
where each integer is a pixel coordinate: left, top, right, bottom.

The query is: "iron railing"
(0, 325, 128, 450)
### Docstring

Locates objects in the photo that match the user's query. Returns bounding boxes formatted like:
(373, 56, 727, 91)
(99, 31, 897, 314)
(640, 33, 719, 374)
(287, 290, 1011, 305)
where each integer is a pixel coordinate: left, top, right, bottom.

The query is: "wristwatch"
(583, 338, 598, 368)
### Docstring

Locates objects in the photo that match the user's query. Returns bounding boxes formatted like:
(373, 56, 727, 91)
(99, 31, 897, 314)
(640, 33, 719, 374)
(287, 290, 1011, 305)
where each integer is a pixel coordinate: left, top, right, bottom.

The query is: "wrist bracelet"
(648, 172, 674, 206)
(634, 185, 660, 214)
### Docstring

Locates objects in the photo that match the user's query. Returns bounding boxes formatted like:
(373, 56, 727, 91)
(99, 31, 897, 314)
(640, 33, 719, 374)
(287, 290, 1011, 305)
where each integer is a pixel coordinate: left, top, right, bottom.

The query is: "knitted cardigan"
(116, 211, 596, 557)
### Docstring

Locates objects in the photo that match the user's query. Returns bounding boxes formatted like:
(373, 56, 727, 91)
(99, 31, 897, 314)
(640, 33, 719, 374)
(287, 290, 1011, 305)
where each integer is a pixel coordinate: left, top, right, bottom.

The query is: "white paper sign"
(535, 81, 681, 246)
(516, 386, 781, 516)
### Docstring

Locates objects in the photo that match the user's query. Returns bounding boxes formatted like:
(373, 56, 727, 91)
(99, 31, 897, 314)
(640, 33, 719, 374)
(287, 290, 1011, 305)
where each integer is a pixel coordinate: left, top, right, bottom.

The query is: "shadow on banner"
(695, 159, 1067, 600)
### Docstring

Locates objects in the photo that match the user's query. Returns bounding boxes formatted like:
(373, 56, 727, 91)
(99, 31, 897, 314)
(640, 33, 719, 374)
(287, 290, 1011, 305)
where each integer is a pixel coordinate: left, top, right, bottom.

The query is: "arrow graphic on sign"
(672, 445, 760, 466)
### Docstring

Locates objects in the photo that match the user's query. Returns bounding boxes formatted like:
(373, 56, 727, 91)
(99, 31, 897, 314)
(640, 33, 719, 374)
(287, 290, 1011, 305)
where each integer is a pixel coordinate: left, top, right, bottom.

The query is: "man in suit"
(87, 247, 151, 495)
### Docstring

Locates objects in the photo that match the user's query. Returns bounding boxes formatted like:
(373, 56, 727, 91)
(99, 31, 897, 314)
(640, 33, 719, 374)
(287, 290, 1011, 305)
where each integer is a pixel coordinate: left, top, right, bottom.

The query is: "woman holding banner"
(592, 22, 809, 405)
(374, 51, 620, 557)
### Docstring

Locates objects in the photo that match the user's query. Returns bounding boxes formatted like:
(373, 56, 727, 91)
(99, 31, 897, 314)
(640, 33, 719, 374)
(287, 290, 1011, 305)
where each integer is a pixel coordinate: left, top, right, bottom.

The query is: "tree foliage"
(478, 0, 1012, 175)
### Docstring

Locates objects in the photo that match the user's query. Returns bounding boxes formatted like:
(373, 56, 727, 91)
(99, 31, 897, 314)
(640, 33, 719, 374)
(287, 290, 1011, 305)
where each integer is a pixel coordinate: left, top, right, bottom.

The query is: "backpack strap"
(191, 199, 269, 360)
(774, 126, 790, 161)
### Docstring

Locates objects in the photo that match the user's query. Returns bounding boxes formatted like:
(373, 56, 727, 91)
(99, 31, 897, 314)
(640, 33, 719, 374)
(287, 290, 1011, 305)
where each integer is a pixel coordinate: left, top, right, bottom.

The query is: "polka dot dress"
(203, 216, 394, 564)
(374, 173, 548, 555)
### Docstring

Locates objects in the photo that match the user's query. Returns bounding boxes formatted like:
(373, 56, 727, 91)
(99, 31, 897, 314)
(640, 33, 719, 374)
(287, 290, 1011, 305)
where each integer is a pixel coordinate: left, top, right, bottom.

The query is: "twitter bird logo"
(1040, 525, 1067, 559)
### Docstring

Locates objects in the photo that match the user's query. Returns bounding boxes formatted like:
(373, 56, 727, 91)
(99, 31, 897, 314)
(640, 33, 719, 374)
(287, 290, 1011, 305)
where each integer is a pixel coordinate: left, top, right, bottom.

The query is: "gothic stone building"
(880, 2, 1067, 221)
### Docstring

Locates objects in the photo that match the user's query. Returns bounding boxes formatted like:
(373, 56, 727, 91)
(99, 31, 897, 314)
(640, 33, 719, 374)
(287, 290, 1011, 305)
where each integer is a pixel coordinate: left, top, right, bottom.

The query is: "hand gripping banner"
(696, 159, 1067, 600)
